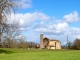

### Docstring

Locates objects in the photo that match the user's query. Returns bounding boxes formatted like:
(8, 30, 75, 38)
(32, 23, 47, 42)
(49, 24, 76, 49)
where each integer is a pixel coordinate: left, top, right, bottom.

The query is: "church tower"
(40, 34, 44, 49)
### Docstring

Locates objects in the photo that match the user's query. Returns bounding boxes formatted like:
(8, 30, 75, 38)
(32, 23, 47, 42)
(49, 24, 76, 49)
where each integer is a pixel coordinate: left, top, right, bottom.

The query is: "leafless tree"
(0, 0, 19, 44)
(3, 21, 21, 48)
(28, 41, 38, 48)
(0, 0, 38, 48)
(16, 35, 30, 49)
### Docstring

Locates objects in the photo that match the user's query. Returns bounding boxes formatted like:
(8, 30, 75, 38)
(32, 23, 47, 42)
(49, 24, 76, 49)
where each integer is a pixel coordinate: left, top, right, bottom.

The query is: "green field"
(0, 48, 80, 60)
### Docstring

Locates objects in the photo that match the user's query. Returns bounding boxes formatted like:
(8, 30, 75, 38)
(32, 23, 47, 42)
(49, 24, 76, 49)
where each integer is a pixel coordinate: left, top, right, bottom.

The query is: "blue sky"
(12, 0, 80, 45)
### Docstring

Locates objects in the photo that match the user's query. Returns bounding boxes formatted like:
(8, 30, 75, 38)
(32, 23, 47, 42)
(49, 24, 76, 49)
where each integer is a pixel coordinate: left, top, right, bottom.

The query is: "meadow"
(0, 48, 80, 60)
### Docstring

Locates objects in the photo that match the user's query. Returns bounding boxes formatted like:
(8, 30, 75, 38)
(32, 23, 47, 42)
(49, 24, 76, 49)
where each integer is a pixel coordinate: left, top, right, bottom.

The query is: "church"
(40, 34, 61, 49)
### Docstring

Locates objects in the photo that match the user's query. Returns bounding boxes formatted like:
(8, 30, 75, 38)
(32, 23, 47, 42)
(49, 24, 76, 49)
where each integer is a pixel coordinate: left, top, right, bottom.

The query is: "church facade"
(40, 34, 61, 49)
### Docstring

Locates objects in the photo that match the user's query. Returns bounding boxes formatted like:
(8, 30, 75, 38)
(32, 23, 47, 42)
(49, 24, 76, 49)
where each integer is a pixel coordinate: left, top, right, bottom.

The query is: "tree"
(28, 41, 37, 48)
(0, 0, 18, 43)
(17, 35, 28, 48)
(3, 21, 21, 48)
(67, 41, 72, 49)
(72, 38, 80, 50)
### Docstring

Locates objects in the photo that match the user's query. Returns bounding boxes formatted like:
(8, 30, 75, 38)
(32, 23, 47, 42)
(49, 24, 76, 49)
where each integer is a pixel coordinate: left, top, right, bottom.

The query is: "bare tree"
(3, 21, 21, 48)
(28, 41, 37, 48)
(0, 0, 19, 44)
(17, 35, 29, 48)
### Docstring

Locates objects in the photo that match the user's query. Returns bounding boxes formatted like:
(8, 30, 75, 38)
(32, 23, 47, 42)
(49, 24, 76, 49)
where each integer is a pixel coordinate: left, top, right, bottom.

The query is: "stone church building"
(40, 34, 61, 49)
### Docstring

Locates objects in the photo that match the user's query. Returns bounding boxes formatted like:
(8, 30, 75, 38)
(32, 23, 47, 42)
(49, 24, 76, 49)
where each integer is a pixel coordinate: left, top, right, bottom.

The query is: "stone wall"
(56, 42, 61, 49)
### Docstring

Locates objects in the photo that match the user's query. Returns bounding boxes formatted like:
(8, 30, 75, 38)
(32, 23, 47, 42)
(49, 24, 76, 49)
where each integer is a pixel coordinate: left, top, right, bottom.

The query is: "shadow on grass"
(0, 49, 14, 54)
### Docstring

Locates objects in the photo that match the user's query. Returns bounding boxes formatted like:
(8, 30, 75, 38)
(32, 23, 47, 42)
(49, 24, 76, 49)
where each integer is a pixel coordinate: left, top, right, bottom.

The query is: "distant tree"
(17, 35, 28, 49)
(72, 38, 80, 50)
(28, 41, 37, 48)
(67, 41, 72, 49)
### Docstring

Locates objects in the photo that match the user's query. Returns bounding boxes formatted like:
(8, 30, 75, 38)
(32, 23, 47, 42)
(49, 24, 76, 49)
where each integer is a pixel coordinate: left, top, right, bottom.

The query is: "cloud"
(69, 27, 80, 35)
(9, 12, 50, 30)
(18, 0, 32, 9)
(63, 11, 79, 23)
(34, 22, 69, 35)
(34, 21, 80, 36)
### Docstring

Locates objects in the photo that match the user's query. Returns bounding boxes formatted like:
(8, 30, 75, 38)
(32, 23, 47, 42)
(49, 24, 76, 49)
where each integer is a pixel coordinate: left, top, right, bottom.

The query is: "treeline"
(62, 38, 80, 50)
(0, 39, 39, 49)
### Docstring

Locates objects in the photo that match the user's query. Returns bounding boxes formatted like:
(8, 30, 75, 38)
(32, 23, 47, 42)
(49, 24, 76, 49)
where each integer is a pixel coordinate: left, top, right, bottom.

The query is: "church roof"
(43, 37, 60, 42)
(49, 39, 60, 42)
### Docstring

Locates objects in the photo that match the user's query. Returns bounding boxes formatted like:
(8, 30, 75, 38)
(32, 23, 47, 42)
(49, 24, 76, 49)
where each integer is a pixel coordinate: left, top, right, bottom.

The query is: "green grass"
(0, 48, 80, 60)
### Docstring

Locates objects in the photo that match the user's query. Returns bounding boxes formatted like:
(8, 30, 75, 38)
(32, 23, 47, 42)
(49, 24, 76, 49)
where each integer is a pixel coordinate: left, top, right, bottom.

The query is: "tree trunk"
(0, 12, 2, 43)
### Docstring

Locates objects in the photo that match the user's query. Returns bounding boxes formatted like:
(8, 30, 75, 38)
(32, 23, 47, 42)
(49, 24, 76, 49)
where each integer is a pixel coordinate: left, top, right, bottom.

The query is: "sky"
(11, 0, 80, 45)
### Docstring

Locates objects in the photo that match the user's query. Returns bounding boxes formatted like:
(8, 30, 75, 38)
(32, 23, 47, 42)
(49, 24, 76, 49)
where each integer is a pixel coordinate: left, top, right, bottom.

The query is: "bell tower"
(40, 34, 44, 49)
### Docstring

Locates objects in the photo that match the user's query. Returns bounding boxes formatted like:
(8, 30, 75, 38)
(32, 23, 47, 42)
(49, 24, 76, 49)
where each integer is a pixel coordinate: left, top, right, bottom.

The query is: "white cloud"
(19, 27, 30, 31)
(69, 27, 80, 35)
(63, 11, 79, 23)
(63, 42, 67, 45)
(18, 0, 32, 8)
(9, 12, 50, 30)
(34, 22, 69, 35)
(34, 21, 80, 36)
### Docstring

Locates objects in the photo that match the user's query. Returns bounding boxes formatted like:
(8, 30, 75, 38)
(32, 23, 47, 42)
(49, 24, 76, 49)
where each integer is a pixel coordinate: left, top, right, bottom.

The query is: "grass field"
(0, 48, 80, 60)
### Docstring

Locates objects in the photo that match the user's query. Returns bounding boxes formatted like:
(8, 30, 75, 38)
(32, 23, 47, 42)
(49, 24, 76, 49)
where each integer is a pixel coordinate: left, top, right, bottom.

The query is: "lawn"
(0, 48, 80, 60)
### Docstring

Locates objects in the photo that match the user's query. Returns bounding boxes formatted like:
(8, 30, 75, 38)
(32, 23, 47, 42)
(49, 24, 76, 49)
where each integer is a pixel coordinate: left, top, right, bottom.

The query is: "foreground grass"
(0, 48, 80, 60)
